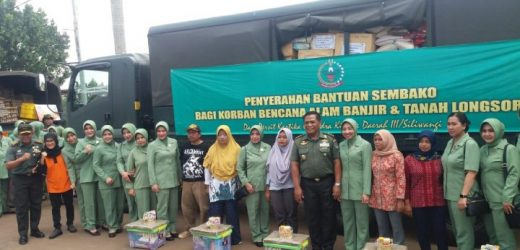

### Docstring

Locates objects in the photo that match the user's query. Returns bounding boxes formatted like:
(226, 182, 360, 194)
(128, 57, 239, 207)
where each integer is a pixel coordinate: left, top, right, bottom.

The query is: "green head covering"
(63, 127, 77, 137)
(14, 120, 25, 128)
(83, 120, 97, 131)
(121, 123, 137, 135)
(30, 121, 44, 134)
(134, 128, 149, 145)
(250, 124, 264, 139)
(341, 118, 358, 137)
(101, 125, 114, 135)
(48, 125, 58, 134)
(155, 121, 169, 132)
(480, 118, 504, 147)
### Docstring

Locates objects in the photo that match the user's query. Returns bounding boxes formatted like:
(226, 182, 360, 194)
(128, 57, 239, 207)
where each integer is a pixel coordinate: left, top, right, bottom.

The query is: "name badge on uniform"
(319, 141, 330, 148)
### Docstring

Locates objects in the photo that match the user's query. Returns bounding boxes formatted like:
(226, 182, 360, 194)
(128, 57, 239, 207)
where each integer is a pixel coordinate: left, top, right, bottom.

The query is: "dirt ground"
(2, 198, 514, 250)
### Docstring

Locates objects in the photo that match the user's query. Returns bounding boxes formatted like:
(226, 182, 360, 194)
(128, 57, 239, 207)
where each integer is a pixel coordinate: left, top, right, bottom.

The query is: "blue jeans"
(208, 199, 241, 245)
(373, 209, 405, 245)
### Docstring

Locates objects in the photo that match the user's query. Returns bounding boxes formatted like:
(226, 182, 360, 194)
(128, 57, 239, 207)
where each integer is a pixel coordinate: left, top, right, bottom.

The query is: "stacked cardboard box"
(0, 86, 34, 124)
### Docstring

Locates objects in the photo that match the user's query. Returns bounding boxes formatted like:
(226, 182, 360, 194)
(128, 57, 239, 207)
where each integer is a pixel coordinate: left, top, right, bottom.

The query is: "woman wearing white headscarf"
(265, 128, 297, 232)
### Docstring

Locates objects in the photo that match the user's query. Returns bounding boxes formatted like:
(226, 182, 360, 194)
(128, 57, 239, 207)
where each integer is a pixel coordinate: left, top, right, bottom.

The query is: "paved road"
(2, 198, 515, 250)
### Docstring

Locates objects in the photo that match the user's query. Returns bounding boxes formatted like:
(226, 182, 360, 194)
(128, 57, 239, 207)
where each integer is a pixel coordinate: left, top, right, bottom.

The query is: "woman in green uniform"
(117, 123, 137, 222)
(441, 112, 480, 250)
(479, 118, 519, 250)
(339, 118, 372, 250)
(62, 128, 86, 229)
(92, 125, 123, 238)
(236, 125, 271, 247)
(147, 121, 181, 241)
(74, 120, 104, 236)
(0, 126, 11, 216)
(126, 129, 153, 219)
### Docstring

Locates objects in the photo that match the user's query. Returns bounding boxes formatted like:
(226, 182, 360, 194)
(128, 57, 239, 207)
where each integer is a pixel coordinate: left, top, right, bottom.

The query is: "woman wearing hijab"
(441, 112, 479, 250)
(369, 129, 406, 245)
(62, 128, 86, 229)
(147, 121, 181, 241)
(479, 118, 519, 249)
(40, 132, 77, 239)
(126, 129, 153, 220)
(265, 128, 297, 232)
(203, 125, 242, 245)
(236, 125, 271, 247)
(74, 120, 104, 236)
(404, 130, 447, 250)
(117, 123, 138, 222)
(339, 119, 372, 250)
(92, 125, 123, 238)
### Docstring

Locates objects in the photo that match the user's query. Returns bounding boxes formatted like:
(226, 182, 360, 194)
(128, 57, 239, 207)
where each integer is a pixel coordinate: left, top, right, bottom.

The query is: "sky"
(19, 0, 316, 63)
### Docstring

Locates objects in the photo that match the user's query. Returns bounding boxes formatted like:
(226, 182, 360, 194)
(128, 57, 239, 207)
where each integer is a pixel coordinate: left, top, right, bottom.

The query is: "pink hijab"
(373, 129, 400, 156)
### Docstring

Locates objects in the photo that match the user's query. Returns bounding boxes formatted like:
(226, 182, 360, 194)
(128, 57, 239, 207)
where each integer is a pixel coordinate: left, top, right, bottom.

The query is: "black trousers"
(301, 176, 336, 250)
(270, 188, 298, 232)
(13, 174, 43, 237)
(49, 189, 75, 229)
(412, 206, 448, 250)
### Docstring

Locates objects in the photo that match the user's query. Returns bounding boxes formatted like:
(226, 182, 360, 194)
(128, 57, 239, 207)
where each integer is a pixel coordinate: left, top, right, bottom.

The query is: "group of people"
(0, 111, 519, 250)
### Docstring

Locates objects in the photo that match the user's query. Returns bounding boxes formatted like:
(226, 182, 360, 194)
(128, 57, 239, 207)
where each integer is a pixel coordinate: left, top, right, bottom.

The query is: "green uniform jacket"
(117, 140, 136, 189)
(74, 136, 101, 183)
(237, 142, 271, 191)
(62, 142, 78, 183)
(339, 135, 372, 200)
(93, 141, 122, 189)
(0, 137, 11, 179)
(290, 133, 340, 178)
(6, 139, 43, 175)
(480, 141, 520, 203)
(127, 145, 151, 190)
(441, 133, 480, 201)
(147, 137, 181, 189)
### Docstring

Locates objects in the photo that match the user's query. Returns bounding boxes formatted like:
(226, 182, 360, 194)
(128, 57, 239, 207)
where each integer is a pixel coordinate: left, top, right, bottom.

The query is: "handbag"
(501, 144, 520, 228)
(465, 191, 490, 216)
(234, 146, 249, 201)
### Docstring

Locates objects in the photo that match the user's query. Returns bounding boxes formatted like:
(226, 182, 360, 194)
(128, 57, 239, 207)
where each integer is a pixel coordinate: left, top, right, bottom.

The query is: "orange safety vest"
(44, 154, 72, 193)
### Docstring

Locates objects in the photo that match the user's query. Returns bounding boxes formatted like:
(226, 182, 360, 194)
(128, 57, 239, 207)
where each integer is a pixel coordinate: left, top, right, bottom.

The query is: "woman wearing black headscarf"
(404, 130, 447, 250)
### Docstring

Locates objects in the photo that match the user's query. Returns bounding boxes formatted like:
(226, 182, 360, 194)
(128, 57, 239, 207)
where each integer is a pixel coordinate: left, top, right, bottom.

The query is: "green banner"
(171, 39, 520, 135)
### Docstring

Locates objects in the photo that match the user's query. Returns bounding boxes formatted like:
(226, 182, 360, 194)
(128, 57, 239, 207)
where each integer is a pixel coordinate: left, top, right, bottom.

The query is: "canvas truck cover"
(171, 39, 520, 136)
(148, 0, 426, 108)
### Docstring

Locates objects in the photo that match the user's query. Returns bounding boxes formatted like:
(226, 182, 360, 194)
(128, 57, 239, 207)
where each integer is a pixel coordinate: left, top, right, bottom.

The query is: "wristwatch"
(459, 194, 468, 198)
(334, 182, 341, 187)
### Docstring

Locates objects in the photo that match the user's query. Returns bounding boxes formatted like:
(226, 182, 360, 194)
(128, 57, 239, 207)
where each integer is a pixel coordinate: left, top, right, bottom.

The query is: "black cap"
(186, 124, 201, 132)
(18, 123, 33, 135)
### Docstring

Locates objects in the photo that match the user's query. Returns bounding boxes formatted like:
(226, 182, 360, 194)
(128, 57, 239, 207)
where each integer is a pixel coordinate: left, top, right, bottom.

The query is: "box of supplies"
(363, 242, 408, 250)
(263, 231, 309, 250)
(190, 223, 232, 250)
(125, 219, 168, 250)
(19, 102, 38, 120)
(297, 49, 334, 59)
(349, 33, 375, 54)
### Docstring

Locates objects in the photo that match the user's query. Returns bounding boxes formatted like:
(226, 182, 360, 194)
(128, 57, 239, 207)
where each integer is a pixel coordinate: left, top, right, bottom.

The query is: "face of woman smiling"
(447, 116, 466, 139)
(250, 129, 261, 144)
(480, 123, 495, 144)
(341, 123, 354, 140)
(277, 131, 288, 147)
(373, 134, 384, 151)
(102, 130, 113, 143)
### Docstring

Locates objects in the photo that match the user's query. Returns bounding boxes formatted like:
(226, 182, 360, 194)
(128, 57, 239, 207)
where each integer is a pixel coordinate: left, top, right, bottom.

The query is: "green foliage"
(0, 0, 70, 84)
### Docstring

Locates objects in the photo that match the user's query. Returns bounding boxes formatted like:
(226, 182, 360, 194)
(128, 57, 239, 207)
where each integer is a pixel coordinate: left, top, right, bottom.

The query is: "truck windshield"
(71, 69, 109, 111)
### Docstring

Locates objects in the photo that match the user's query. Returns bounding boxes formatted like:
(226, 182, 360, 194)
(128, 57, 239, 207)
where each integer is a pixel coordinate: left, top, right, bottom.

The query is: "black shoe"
(84, 229, 100, 236)
(100, 225, 109, 231)
(67, 224, 77, 233)
(30, 230, 45, 238)
(108, 232, 116, 238)
(165, 234, 175, 241)
(19, 235, 28, 245)
(115, 228, 123, 234)
(49, 229, 63, 239)
(254, 242, 264, 247)
(171, 233, 179, 238)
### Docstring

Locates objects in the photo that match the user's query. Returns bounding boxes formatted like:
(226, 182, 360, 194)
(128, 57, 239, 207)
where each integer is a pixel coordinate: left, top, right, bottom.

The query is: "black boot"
(49, 228, 63, 239)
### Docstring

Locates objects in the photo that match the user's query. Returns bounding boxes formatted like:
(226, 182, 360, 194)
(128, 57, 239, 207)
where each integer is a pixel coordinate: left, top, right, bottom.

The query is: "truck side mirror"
(38, 73, 46, 91)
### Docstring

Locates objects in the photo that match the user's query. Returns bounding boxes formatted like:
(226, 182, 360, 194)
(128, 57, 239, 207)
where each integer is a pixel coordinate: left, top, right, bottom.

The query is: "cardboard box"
(190, 224, 232, 250)
(297, 49, 334, 59)
(334, 33, 345, 56)
(311, 33, 336, 50)
(19, 102, 38, 120)
(349, 33, 375, 54)
(263, 231, 310, 250)
(281, 42, 295, 58)
(125, 219, 168, 250)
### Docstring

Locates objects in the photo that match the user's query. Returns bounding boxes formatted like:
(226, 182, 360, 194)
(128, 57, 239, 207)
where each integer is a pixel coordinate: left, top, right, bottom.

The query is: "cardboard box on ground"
(281, 24, 426, 60)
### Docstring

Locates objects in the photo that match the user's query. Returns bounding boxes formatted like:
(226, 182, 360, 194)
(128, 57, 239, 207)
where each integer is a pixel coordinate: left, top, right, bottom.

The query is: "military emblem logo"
(317, 59, 344, 88)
